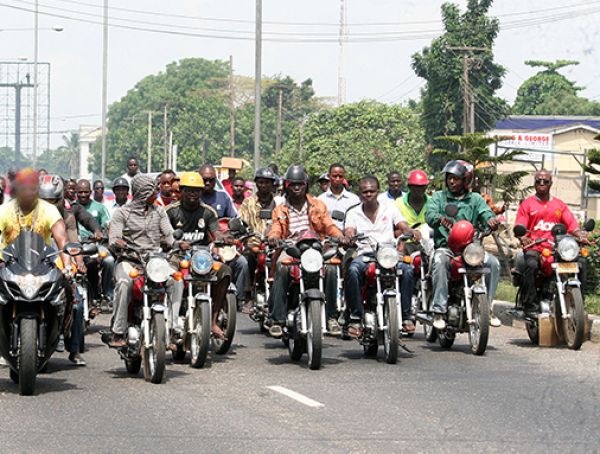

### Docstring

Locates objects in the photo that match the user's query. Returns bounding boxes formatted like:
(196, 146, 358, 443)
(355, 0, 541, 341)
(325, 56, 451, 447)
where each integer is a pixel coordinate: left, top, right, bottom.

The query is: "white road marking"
(267, 385, 324, 408)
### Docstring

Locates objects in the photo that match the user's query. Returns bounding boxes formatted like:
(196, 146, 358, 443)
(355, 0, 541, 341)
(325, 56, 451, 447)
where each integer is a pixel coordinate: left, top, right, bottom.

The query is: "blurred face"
(388, 173, 403, 194)
(159, 173, 175, 197)
(181, 186, 202, 206)
(114, 186, 128, 204)
(359, 180, 379, 205)
(200, 167, 217, 193)
(93, 182, 104, 201)
(16, 182, 39, 209)
(255, 178, 274, 197)
(232, 179, 245, 198)
(534, 171, 552, 197)
(127, 159, 139, 176)
(446, 174, 464, 195)
(409, 184, 427, 198)
(65, 181, 76, 200)
(76, 181, 92, 205)
(329, 166, 345, 192)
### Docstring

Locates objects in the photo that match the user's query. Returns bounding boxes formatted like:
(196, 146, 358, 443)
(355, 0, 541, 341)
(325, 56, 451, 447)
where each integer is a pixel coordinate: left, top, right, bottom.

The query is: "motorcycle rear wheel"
(190, 302, 211, 369)
(383, 296, 399, 364)
(562, 287, 585, 350)
(213, 293, 237, 355)
(469, 293, 490, 356)
(306, 300, 323, 370)
(125, 357, 142, 374)
(18, 318, 38, 396)
(142, 313, 166, 384)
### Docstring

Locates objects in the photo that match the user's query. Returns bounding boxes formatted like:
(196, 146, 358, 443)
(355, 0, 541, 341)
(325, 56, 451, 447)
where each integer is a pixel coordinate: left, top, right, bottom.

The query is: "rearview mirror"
(259, 209, 273, 220)
(513, 224, 528, 238)
(551, 223, 567, 237)
(445, 204, 459, 218)
(331, 210, 345, 222)
(82, 243, 98, 256)
(584, 218, 596, 232)
(286, 246, 301, 259)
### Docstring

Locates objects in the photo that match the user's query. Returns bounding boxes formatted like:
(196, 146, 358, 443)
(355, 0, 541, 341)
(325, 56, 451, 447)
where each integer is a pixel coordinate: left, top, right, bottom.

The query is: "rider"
(514, 170, 587, 314)
(108, 177, 130, 217)
(166, 172, 233, 339)
(107, 174, 175, 347)
(267, 165, 344, 337)
(395, 170, 430, 228)
(317, 163, 359, 230)
(344, 176, 415, 336)
(426, 160, 501, 330)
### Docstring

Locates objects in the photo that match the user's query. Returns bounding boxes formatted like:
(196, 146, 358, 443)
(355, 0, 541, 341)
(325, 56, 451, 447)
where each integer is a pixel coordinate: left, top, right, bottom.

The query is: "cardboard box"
(538, 313, 561, 347)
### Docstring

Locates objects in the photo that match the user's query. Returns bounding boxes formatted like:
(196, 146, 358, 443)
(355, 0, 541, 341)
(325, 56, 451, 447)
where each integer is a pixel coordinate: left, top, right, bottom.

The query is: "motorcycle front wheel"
(437, 331, 455, 349)
(142, 313, 166, 384)
(18, 318, 38, 396)
(125, 357, 142, 374)
(469, 293, 489, 356)
(213, 292, 237, 355)
(190, 302, 211, 369)
(306, 300, 323, 370)
(383, 296, 399, 364)
(562, 287, 585, 350)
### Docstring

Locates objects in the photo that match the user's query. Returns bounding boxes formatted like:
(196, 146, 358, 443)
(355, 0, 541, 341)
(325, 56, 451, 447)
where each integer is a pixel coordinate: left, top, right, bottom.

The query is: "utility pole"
(100, 0, 109, 180)
(147, 111, 152, 173)
(275, 88, 283, 158)
(253, 0, 262, 169)
(0, 75, 34, 168)
(163, 105, 168, 169)
(445, 45, 487, 134)
(168, 130, 173, 169)
(337, 0, 347, 106)
(32, 0, 39, 167)
(229, 55, 235, 157)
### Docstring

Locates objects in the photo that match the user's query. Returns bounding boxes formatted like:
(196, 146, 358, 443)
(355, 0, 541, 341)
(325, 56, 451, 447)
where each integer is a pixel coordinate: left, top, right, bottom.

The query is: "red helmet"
(443, 160, 474, 190)
(407, 170, 429, 186)
(447, 220, 475, 254)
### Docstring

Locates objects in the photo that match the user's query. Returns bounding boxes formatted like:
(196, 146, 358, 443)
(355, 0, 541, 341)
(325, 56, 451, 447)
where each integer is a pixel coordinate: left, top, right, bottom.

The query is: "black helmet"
(442, 160, 474, 189)
(112, 177, 130, 190)
(283, 165, 308, 184)
(254, 167, 278, 182)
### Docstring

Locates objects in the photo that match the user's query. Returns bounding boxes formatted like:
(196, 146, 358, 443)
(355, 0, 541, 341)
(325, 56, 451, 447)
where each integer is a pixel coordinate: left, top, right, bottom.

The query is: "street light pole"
(100, 0, 108, 180)
(253, 0, 262, 170)
(32, 0, 38, 168)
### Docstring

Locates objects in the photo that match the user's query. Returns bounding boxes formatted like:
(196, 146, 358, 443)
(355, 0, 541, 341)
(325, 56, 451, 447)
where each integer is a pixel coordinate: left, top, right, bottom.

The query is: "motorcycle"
(417, 204, 491, 356)
(511, 219, 595, 350)
(0, 231, 95, 395)
(329, 210, 348, 326)
(281, 236, 330, 370)
(80, 236, 111, 326)
(101, 247, 172, 384)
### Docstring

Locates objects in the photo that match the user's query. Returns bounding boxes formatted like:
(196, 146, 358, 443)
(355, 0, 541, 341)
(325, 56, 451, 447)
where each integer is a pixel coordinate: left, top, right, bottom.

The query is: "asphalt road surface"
(0, 314, 599, 453)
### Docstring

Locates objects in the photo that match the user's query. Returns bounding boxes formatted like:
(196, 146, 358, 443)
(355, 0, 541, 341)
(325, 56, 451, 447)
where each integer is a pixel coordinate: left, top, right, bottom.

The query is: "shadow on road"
(0, 376, 79, 395)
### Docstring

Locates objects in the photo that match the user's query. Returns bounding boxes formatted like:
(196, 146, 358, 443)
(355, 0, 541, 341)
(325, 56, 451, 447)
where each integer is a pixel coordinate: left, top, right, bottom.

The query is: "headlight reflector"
(16, 274, 45, 299)
(145, 257, 172, 283)
(300, 248, 323, 273)
(191, 250, 213, 275)
(557, 237, 579, 262)
(463, 243, 485, 267)
(376, 246, 399, 269)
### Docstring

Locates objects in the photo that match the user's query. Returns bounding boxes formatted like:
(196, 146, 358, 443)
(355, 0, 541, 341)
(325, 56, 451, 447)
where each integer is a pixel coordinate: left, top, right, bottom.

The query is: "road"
(0, 314, 599, 453)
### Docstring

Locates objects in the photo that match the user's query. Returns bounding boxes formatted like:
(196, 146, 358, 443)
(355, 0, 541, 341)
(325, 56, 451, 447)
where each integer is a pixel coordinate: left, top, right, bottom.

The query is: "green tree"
(412, 0, 507, 155)
(278, 101, 427, 186)
(582, 134, 600, 193)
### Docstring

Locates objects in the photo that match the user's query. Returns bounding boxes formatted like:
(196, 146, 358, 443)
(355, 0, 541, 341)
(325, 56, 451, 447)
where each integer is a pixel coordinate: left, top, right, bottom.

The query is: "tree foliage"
(582, 134, 600, 193)
(278, 101, 427, 186)
(512, 60, 600, 116)
(412, 0, 508, 153)
(89, 58, 321, 180)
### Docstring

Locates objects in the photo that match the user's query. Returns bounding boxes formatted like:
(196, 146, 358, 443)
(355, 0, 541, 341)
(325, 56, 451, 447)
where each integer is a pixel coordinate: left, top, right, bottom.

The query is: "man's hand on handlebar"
(114, 239, 127, 250)
(487, 218, 499, 232)
(440, 217, 453, 230)
(179, 241, 191, 251)
(94, 230, 103, 241)
(268, 236, 280, 248)
(520, 236, 534, 248)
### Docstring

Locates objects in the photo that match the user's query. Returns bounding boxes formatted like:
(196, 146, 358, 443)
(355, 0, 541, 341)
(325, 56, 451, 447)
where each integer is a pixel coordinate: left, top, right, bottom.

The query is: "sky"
(0, 0, 599, 149)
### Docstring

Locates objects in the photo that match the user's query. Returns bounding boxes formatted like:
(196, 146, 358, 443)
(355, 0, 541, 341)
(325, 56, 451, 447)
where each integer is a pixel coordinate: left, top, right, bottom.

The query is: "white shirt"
(345, 203, 405, 255)
(318, 188, 360, 229)
(377, 190, 402, 209)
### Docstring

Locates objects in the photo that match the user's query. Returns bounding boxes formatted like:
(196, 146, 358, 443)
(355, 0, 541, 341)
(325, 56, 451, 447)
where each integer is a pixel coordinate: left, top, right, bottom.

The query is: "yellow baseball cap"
(179, 172, 204, 188)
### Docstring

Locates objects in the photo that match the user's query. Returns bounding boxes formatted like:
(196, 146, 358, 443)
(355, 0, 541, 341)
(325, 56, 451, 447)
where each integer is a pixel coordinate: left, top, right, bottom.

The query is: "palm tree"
(59, 132, 80, 179)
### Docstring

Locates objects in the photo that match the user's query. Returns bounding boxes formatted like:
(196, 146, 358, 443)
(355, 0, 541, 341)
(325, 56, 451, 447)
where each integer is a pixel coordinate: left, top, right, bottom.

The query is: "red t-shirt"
(515, 195, 579, 251)
(222, 179, 233, 197)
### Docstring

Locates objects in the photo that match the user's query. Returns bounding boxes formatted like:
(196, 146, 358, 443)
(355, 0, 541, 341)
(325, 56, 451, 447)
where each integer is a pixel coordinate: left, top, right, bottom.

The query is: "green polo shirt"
(77, 200, 110, 239)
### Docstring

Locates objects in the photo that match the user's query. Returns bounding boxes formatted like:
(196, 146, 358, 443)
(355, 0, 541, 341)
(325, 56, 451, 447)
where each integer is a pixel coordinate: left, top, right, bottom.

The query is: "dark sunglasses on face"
(535, 179, 551, 185)
(94, 186, 104, 191)
(203, 178, 216, 183)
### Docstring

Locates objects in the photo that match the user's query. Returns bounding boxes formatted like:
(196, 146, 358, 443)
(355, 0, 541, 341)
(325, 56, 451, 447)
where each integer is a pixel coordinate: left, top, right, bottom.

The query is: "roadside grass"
(495, 279, 600, 315)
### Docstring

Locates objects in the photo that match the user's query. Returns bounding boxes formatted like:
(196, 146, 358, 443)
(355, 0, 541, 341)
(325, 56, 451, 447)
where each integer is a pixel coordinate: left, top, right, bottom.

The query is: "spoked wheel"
(125, 357, 142, 374)
(469, 293, 490, 356)
(18, 318, 38, 396)
(561, 287, 585, 350)
(213, 293, 237, 355)
(383, 296, 399, 364)
(142, 313, 166, 384)
(306, 300, 323, 370)
(190, 302, 211, 369)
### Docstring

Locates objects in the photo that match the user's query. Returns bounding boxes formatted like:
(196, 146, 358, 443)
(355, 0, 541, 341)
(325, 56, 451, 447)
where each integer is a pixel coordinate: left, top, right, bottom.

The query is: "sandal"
(347, 323, 363, 339)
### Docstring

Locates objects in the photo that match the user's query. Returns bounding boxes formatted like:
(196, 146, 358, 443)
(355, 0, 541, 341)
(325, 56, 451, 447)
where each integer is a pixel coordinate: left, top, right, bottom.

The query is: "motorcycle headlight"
(145, 257, 172, 283)
(191, 250, 213, 275)
(300, 248, 323, 273)
(463, 243, 485, 267)
(557, 237, 579, 262)
(218, 245, 238, 262)
(376, 246, 399, 269)
(15, 274, 45, 299)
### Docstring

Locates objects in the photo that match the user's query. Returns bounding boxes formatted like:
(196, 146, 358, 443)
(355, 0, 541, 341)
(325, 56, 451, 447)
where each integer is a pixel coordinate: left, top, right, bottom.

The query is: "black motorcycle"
(0, 231, 95, 395)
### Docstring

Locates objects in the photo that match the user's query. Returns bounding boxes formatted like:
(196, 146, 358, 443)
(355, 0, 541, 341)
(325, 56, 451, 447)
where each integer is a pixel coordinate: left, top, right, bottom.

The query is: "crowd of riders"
(0, 154, 595, 382)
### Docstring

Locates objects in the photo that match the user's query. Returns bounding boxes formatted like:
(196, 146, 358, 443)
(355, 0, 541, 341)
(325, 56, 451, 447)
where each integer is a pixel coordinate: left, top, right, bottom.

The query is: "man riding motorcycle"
(513, 170, 587, 314)
(267, 165, 344, 337)
(107, 174, 176, 348)
(166, 172, 233, 339)
(425, 160, 502, 330)
(344, 176, 415, 336)
(317, 163, 359, 230)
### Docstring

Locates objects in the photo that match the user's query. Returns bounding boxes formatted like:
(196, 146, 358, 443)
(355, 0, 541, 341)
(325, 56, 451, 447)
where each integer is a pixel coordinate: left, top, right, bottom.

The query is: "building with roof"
(78, 125, 101, 180)
(490, 115, 600, 219)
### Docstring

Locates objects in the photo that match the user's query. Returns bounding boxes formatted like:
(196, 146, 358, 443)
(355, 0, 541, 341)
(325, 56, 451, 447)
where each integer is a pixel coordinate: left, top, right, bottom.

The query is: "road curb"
(492, 300, 600, 343)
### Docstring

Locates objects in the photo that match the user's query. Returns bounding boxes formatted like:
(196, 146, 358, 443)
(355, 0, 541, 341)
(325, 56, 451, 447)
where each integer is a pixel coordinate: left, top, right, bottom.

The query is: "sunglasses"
(94, 187, 104, 191)
(203, 177, 216, 183)
(535, 179, 551, 185)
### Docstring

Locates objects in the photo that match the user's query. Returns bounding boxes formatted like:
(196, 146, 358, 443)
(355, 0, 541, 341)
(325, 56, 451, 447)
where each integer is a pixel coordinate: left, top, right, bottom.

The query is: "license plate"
(556, 262, 578, 274)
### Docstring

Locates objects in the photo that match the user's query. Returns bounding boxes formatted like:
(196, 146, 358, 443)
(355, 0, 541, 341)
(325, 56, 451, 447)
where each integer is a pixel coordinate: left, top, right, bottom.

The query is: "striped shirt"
(287, 201, 313, 241)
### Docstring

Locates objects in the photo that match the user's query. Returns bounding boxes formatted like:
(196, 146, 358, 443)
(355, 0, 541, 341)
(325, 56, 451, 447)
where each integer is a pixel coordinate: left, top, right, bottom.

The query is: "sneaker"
(269, 324, 283, 338)
(327, 318, 342, 336)
(433, 314, 446, 331)
(68, 352, 86, 366)
(56, 334, 65, 352)
(490, 313, 502, 328)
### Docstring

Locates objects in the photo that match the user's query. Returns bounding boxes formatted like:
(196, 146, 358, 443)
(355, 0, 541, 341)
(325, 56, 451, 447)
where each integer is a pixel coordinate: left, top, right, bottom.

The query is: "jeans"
(270, 253, 337, 324)
(431, 248, 499, 314)
(345, 257, 414, 320)
(66, 287, 84, 353)
(86, 254, 116, 300)
(230, 255, 249, 302)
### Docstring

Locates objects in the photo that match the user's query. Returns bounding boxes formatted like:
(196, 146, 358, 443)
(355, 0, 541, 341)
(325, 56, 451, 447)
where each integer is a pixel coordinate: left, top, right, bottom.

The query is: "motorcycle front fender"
(151, 304, 166, 313)
(472, 284, 487, 295)
(301, 288, 325, 302)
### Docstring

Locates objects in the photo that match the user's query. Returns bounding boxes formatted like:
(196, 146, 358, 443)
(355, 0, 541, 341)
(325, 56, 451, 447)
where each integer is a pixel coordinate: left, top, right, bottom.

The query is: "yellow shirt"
(0, 199, 63, 250)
